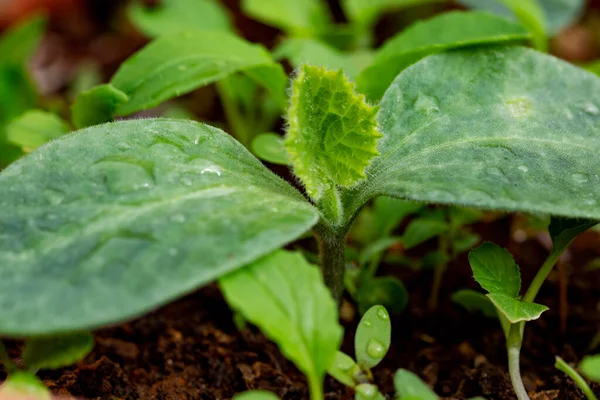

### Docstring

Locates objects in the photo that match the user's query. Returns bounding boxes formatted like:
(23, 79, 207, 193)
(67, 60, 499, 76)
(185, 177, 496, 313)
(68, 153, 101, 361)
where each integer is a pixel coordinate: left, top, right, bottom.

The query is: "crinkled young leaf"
(274, 39, 370, 79)
(394, 369, 438, 400)
(0, 372, 51, 400)
(23, 332, 94, 370)
(71, 84, 128, 129)
(0, 119, 318, 336)
(458, 0, 583, 36)
(402, 218, 448, 250)
(7, 110, 70, 151)
(0, 14, 46, 66)
(357, 11, 530, 100)
(487, 293, 548, 323)
(452, 289, 497, 318)
(241, 0, 331, 36)
(233, 391, 280, 400)
(344, 46, 600, 223)
(128, 0, 232, 38)
(580, 355, 600, 382)
(251, 133, 289, 165)
(220, 251, 343, 400)
(469, 243, 521, 297)
(285, 65, 381, 201)
(110, 31, 284, 116)
(548, 217, 597, 253)
(355, 305, 391, 369)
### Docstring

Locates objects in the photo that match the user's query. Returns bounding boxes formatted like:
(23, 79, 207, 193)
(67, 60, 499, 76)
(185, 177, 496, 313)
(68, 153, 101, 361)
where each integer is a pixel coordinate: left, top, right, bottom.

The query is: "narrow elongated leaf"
(357, 11, 530, 100)
(580, 355, 600, 382)
(285, 65, 381, 201)
(7, 110, 70, 151)
(0, 119, 318, 336)
(71, 84, 128, 129)
(355, 305, 391, 369)
(548, 217, 597, 253)
(458, 0, 584, 35)
(220, 251, 343, 399)
(344, 46, 600, 223)
(110, 31, 284, 116)
(487, 293, 548, 323)
(241, 0, 331, 36)
(394, 369, 438, 400)
(0, 14, 46, 66)
(128, 0, 232, 37)
(469, 243, 520, 297)
(23, 332, 94, 370)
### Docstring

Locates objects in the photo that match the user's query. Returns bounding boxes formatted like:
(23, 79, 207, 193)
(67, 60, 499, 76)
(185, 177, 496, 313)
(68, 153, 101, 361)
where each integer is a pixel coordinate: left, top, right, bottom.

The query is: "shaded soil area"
(1, 216, 599, 400)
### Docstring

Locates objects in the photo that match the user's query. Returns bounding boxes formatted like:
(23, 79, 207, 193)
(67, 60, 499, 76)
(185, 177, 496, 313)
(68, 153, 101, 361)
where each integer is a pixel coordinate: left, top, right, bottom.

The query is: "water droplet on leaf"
(583, 102, 599, 115)
(170, 214, 186, 223)
(505, 97, 532, 118)
(362, 320, 372, 327)
(414, 93, 439, 115)
(366, 338, 386, 358)
(518, 165, 529, 173)
(572, 173, 589, 183)
(355, 384, 378, 399)
(376, 308, 389, 321)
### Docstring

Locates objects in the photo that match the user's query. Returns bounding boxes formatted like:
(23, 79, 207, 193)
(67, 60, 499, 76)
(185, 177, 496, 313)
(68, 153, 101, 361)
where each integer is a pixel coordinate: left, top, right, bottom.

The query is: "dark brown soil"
(1, 216, 599, 400)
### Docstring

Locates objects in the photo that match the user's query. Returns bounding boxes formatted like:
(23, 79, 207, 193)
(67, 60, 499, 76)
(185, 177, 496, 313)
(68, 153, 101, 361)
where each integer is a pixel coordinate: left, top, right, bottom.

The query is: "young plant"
(468, 217, 597, 400)
(0, 333, 93, 400)
(555, 356, 598, 400)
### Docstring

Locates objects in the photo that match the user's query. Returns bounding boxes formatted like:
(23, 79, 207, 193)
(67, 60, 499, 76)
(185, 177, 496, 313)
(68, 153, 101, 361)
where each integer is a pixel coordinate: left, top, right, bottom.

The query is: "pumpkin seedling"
(555, 356, 598, 400)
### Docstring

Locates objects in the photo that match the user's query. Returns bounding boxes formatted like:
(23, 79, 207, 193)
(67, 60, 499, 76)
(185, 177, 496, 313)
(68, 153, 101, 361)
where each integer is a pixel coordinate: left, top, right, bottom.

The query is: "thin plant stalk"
(555, 356, 598, 400)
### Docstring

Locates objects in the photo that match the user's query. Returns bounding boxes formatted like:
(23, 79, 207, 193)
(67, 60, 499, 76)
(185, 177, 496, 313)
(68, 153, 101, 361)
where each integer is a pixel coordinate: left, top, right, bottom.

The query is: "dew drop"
(414, 93, 439, 115)
(362, 320, 372, 327)
(486, 166, 505, 177)
(170, 214, 186, 223)
(337, 358, 355, 373)
(376, 308, 389, 321)
(572, 173, 589, 184)
(178, 65, 187, 71)
(505, 97, 532, 118)
(355, 384, 378, 399)
(583, 102, 600, 115)
(117, 142, 132, 150)
(564, 108, 574, 120)
(180, 176, 193, 186)
(44, 189, 65, 205)
(518, 165, 529, 173)
(201, 167, 222, 176)
(366, 338, 386, 359)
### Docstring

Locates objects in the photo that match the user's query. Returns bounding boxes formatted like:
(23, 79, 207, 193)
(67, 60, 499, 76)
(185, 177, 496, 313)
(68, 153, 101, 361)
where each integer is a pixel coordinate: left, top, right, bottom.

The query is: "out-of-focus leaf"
(6, 109, 70, 151)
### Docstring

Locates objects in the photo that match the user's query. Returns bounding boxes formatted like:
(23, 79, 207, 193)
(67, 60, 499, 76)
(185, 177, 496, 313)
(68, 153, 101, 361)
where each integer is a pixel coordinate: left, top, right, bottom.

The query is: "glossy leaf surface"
(241, 0, 330, 35)
(345, 46, 600, 222)
(355, 305, 391, 369)
(220, 251, 343, 399)
(357, 11, 530, 100)
(0, 119, 318, 336)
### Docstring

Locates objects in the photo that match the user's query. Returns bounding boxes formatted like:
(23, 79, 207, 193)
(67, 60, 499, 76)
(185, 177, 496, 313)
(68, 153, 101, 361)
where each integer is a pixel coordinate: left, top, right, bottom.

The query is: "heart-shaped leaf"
(0, 119, 318, 336)
(344, 46, 600, 224)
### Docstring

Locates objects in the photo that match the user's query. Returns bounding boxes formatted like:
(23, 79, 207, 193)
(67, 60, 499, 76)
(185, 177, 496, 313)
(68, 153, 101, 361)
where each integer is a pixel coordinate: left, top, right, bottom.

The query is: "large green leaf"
(343, 46, 600, 223)
(356, 11, 530, 101)
(128, 0, 232, 38)
(0, 119, 318, 336)
(220, 251, 343, 400)
(110, 31, 285, 116)
(241, 0, 331, 36)
(469, 243, 520, 297)
(458, 0, 584, 35)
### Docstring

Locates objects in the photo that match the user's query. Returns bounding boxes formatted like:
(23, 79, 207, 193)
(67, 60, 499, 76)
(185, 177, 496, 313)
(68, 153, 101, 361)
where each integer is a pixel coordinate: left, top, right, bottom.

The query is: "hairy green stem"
(315, 222, 346, 304)
(555, 356, 598, 400)
(507, 323, 530, 400)
(0, 340, 16, 374)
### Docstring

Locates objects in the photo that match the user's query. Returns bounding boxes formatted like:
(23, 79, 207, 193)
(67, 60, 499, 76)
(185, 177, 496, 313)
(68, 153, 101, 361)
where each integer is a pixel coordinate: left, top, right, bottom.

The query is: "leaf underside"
(486, 293, 548, 323)
(343, 46, 600, 223)
(0, 119, 318, 336)
(285, 65, 381, 200)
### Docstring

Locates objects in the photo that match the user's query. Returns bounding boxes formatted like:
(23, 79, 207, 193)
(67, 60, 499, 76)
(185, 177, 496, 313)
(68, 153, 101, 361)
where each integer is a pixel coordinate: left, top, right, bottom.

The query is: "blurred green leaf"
(580, 355, 600, 382)
(23, 332, 94, 370)
(402, 218, 448, 249)
(241, 0, 331, 36)
(394, 369, 439, 400)
(233, 391, 280, 400)
(7, 109, 70, 150)
(356, 276, 408, 315)
(0, 372, 51, 400)
(452, 289, 497, 318)
(548, 216, 596, 254)
(0, 14, 46, 66)
(251, 133, 289, 165)
(72, 84, 128, 129)
(342, 0, 443, 28)
(327, 351, 359, 387)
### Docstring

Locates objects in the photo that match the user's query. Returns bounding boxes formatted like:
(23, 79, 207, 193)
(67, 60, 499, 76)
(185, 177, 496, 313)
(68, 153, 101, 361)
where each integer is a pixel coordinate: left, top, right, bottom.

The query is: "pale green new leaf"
(342, 0, 443, 27)
(233, 391, 280, 400)
(357, 11, 530, 100)
(452, 289, 497, 318)
(241, 0, 331, 36)
(71, 84, 129, 129)
(220, 251, 343, 399)
(487, 293, 548, 323)
(7, 110, 70, 151)
(285, 65, 381, 201)
(23, 332, 94, 370)
(251, 133, 289, 165)
(328, 351, 359, 387)
(458, 0, 584, 35)
(394, 369, 439, 400)
(128, 0, 232, 38)
(110, 31, 284, 116)
(0, 119, 318, 336)
(0, 14, 46, 66)
(580, 355, 600, 382)
(344, 46, 600, 224)
(355, 305, 391, 369)
(469, 243, 520, 297)
(548, 217, 597, 253)
(274, 38, 370, 79)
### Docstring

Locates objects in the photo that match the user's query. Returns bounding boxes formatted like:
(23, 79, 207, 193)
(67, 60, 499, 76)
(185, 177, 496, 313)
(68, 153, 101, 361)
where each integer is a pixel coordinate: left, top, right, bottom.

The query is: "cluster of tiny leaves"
(285, 65, 381, 201)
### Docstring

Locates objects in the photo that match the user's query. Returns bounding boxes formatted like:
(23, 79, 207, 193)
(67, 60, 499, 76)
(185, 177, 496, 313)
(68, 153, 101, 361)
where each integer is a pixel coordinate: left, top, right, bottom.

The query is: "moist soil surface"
(1, 216, 599, 400)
